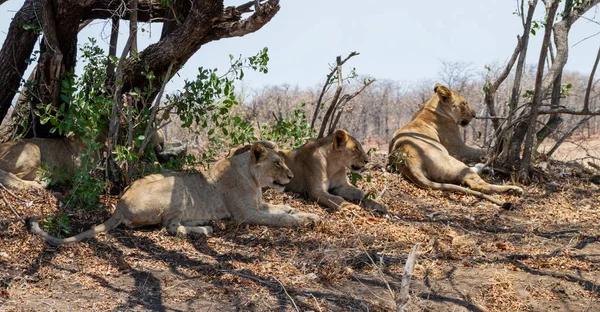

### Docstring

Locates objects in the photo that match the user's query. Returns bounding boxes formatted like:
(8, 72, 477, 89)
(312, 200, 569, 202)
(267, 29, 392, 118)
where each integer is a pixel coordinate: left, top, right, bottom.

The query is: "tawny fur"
(30, 143, 320, 245)
(230, 130, 388, 213)
(0, 137, 85, 190)
(388, 83, 523, 206)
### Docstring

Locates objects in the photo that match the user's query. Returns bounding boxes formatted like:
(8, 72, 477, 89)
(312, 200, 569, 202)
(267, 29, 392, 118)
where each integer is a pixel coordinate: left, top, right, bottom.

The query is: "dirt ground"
(1, 141, 600, 311)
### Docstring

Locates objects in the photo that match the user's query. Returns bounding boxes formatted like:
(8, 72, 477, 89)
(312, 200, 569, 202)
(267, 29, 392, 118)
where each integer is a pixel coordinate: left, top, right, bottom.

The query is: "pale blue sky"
(1, 0, 599, 95)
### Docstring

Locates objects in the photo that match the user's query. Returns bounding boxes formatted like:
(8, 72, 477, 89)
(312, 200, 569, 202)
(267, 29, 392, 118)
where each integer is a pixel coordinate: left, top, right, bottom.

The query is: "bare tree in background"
(484, 0, 600, 180)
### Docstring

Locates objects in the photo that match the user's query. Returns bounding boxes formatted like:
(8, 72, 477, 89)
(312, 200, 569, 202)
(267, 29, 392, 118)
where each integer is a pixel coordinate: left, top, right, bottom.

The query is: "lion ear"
(434, 83, 452, 101)
(333, 129, 349, 148)
(250, 143, 268, 164)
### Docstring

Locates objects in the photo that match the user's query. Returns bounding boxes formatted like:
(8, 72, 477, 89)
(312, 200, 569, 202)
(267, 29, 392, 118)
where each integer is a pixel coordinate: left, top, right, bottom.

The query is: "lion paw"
(279, 205, 297, 214)
(364, 199, 388, 213)
(293, 212, 320, 225)
(509, 186, 524, 195)
(340, 202, 361, 210)
(192, 226, 213, 235)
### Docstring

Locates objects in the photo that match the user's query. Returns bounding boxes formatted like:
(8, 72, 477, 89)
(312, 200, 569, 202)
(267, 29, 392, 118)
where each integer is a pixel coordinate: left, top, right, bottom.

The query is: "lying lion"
(0, 136, 86, 190)
(230, 130, 388, 213)
(0, 131, 165, 190)
(388, 83, 523, 207)
(30, 143, 320, 245)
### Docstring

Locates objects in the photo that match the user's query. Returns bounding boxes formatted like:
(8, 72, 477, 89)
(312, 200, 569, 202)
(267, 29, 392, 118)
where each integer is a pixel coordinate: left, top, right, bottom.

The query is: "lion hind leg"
(461, 171, 523, 195)
(0, 170, 45, 190)
(407, 167, 507, 206)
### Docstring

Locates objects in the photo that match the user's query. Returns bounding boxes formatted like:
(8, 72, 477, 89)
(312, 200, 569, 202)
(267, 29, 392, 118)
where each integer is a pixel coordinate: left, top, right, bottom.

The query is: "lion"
(0, 131, 166, 190)
(0, 136, 86, 190)
(30, 143, 320, 245)
(152, 129, 165, 153)
(230, 130, 388, 213)
(388, 83, 523, 207)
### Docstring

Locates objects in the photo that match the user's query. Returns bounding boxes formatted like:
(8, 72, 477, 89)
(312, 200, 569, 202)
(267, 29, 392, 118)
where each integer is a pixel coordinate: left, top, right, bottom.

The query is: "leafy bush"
(259, 102, 314, 149)
(40, 214, 72, 238)
(165, 48, 270, 161)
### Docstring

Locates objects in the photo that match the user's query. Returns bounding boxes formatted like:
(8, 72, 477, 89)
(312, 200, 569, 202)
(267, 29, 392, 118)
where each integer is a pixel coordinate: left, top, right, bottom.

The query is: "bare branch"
(396, 243, 422, 312)
(540, 0, 600, 92)
(546, 116, 593, 158)
(538, 109, 600, 115)
(129, 0, 138, 55)
(318, 56, 344, 138)
(139, 62, 174, 155)
(107, 15, 119, 78)
(310, 51, 359, 130)
(329, 78, 376, 133)
(584, 46, 600, 112)
(199, 0, 281, 44)
(484, 36, 521, 131)
(519, 0, 559, 179)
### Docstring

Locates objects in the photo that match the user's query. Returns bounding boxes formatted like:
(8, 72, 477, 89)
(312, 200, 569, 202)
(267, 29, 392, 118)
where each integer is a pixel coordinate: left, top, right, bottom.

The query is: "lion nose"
(287, 172, 294, 180)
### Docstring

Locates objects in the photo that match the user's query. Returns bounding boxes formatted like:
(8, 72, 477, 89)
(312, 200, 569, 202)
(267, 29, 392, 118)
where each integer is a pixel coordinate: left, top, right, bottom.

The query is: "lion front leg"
(260, 203, 297, 214)
(331, 183, 388, 213)
(308, 187, 360, 211)
(234, 208, 319, 227)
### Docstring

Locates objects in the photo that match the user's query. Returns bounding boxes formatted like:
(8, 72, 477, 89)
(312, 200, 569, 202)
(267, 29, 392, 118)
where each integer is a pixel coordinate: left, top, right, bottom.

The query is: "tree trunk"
(503, 0, 537, 166)
(536, 73, 563, 145)
(27, 0, 83, 138)
(0, 0, 40, 125)
(519, 0, 559, 178)
(0, 0, 281, 138)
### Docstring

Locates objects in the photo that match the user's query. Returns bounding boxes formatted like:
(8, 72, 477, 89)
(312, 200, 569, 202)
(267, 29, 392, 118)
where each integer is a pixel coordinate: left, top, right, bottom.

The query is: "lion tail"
(29, 213, 123, 246)
(406, 169, 508, 207)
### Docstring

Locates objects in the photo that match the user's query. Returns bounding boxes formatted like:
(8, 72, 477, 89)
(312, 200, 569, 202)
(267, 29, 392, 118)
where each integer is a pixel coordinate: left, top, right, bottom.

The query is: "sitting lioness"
(388, 83, 523, 207)
(30, 143, 320, 245)
(230, 130, 388, 213)
(0, 136, 86, 190)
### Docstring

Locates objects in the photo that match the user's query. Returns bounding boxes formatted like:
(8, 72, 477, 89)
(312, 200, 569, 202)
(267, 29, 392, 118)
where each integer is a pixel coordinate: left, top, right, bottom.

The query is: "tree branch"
(519, 0, 559, 179)
(502, 0, 537, 165)
(538, 109, 600, 115)
(318, 56, 344, 138)
(484, 36, 521, 131)
(583, 45, 600, 112)
(129, 0, 138, 55)
(310, 51, 359, 131)
(40, 0, 63, 109)
(540, 0, 600, 92)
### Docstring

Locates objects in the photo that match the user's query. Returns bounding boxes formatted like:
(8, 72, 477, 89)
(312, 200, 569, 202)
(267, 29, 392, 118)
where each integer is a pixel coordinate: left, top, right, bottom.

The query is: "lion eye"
(275, 161, 282, 167)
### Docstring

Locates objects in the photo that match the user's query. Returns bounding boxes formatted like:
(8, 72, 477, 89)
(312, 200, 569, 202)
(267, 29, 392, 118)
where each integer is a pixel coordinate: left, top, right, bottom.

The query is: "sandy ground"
(1, 147, 599, 311)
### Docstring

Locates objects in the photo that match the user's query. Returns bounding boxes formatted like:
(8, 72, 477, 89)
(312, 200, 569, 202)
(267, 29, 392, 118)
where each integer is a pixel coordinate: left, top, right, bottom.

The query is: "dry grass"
(1, 152, 599, 311)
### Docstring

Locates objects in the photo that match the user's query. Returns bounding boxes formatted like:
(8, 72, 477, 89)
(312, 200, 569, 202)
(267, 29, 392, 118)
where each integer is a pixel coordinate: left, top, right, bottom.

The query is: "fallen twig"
(588, 161, 600, 172)
(0, 182, 26, 202)
(396, 242, 422, 312)
(1, 191, 23, 223)
(274, 277, 299, 312)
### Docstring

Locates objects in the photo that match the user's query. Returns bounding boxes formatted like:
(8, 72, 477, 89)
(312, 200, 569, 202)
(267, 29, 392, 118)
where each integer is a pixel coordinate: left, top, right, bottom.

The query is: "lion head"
(331, 129, 369, 172)
(249, 143, 294, 191)
(434, 83, 476, 127)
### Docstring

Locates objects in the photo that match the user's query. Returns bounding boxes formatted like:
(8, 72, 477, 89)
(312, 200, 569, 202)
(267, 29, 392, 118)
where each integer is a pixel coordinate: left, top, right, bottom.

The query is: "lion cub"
(30, 143, 320, 245)
(231, 130, 388, 213)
